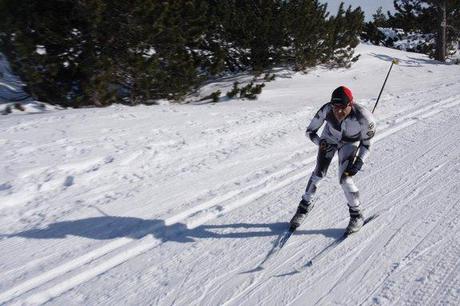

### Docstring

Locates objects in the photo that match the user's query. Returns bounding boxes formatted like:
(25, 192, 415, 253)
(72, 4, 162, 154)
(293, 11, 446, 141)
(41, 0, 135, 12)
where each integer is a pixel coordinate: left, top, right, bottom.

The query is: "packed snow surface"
(0, 44, 459, 305)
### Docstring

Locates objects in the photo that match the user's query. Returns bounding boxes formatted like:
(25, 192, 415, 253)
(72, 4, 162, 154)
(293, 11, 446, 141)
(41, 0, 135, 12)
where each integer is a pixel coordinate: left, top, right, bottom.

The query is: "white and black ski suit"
(302, 102, 376, 212)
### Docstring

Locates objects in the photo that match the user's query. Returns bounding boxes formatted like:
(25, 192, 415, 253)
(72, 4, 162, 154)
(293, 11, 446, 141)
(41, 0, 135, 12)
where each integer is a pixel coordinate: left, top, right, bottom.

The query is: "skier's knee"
(302, 174, 323, 201)
(313, 166, 328, 178)
(339, 170, 353, 184)
(341, 178, 360, 209)
(310, 174, 322, 184)
(340, 176, 358, 193)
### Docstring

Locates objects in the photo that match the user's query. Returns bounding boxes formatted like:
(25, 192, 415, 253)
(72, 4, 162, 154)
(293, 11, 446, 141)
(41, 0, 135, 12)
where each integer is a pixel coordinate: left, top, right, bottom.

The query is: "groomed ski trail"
(1, 93, 459, 305)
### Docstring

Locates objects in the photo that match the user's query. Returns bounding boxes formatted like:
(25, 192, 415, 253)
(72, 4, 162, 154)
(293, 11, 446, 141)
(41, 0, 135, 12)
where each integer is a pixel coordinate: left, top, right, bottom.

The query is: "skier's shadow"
(4, 216, 343, 243)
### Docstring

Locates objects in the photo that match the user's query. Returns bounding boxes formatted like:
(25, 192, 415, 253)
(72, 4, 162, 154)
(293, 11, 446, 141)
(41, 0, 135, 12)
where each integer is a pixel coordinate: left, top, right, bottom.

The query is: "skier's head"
(331, 86, 353, 108)
(331, 86, 353, 122)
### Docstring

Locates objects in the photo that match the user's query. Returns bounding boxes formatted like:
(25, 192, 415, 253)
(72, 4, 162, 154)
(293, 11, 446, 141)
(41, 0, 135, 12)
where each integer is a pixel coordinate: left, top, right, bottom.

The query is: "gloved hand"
(319, 139, 334, 151)
(345, 157, 363, 176)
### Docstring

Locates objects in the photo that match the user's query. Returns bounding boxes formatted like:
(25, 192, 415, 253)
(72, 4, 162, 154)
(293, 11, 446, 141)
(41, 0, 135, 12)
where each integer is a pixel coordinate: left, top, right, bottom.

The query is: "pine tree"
(389, 0, 460, 61)
(372, 7, 389, 27)
(0, 0, 367, 106)
(326, 3, 364, 68)
(362, 7, 389, 45)
(285, 0, 329, 70)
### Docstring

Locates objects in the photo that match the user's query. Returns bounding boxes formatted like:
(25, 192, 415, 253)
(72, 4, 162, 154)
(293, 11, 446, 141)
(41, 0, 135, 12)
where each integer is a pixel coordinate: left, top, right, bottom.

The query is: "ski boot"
(289, 199, 314, 230)
(345, 208, 364, 235)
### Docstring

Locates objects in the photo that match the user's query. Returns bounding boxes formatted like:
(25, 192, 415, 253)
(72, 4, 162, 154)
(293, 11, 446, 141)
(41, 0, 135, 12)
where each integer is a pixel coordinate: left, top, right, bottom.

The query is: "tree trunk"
(435, 0, 447, 62)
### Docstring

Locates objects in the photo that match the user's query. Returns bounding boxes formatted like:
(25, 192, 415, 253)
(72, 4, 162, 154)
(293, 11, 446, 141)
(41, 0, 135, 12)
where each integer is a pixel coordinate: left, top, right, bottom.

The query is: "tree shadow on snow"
(4, 216, 343, 243)
(370, 53, 443, 67)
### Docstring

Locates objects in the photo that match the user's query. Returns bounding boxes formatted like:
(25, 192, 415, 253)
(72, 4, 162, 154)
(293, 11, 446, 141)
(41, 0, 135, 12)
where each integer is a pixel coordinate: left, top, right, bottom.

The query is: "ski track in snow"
(1, 91, 459, 305)
(0, 44, 459, 305)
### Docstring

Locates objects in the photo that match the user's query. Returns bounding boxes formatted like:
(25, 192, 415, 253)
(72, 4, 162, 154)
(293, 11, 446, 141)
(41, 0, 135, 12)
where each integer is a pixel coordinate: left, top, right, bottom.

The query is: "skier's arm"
(306, 104, 328, 145)
(356, 120, 376, 162)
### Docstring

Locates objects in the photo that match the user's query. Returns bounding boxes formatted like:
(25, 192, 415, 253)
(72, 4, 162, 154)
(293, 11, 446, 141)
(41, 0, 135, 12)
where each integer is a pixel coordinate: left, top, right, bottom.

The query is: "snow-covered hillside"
(0, 43, 459, 305)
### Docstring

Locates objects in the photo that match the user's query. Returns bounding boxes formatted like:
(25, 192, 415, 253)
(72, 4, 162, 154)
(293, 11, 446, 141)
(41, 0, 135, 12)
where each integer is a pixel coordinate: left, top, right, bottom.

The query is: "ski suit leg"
(338, 143, 361, 211)
(302, 144, 336, 202)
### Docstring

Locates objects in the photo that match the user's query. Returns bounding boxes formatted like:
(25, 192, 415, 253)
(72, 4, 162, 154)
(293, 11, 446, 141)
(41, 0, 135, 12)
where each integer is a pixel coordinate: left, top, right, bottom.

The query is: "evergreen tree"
(0, 0, 367, 106)
(362, 7, 389, 45)
(372, 7, 389, 27)
(326, 3, 364, 68)
(388, 0, 460, 61)
(285, 0, 329, 70)
(388, 0, 424, 31)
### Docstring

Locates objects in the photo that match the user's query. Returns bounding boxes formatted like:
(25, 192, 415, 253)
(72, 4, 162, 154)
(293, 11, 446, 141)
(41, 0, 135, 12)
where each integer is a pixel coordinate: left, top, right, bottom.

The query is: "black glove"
(345, 157, 363, 176)
(319, 139, 334, 151)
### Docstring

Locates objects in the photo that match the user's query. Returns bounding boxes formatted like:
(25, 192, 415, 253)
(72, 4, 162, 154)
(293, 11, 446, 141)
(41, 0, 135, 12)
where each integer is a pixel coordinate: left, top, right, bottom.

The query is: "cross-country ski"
(304, 214, 379, 268)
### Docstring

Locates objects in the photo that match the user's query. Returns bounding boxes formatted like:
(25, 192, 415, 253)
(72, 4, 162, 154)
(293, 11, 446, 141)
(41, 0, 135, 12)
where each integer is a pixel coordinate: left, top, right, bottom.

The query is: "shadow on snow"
(4, 216, 343, 243)
(370, 52, 443, 67)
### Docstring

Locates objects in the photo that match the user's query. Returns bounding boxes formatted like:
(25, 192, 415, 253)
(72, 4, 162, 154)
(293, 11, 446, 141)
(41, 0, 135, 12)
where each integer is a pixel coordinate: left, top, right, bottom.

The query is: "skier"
(290, 86, 376, 234)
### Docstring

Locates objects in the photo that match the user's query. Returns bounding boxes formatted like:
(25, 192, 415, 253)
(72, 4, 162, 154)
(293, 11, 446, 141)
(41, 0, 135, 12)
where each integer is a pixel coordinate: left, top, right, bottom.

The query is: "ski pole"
(372, 58, 399, 113)
(345, 58, 399, 176)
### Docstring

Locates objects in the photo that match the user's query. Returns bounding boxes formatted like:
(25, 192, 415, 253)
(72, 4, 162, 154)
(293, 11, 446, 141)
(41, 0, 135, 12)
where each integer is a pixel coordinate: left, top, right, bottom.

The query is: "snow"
(0, 43, 459, 305)
(378, 28, 404, 40)
(377, 28, 437, 54)
(35, 46, 46, 55)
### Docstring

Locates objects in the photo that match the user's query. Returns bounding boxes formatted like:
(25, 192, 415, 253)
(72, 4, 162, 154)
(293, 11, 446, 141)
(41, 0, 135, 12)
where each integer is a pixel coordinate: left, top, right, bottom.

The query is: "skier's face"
(332, 104, 351, 121)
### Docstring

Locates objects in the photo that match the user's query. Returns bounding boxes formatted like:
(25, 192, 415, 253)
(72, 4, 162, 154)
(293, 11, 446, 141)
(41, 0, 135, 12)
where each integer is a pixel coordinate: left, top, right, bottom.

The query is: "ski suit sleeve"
(306, 104, 329, 145)
(357, 118, 376, 162)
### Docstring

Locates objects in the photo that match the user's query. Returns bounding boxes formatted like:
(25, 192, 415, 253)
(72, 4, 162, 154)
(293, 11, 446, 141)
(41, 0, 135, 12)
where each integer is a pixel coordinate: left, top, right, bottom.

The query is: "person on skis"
(290, 86, 376, 234)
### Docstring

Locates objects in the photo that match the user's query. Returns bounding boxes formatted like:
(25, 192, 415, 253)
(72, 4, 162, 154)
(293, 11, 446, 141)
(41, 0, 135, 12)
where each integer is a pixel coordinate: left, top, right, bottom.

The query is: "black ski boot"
(289, 199, 314, 230)
(345, 208, 364, 235)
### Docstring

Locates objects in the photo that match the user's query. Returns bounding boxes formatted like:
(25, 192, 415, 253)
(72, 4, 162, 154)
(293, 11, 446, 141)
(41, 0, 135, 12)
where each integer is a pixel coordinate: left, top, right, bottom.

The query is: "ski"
(244, 213, 378, 274)
(302, 214, 379, 268)
(243, 225, 297, 273)
(244, 201, 315, 273)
